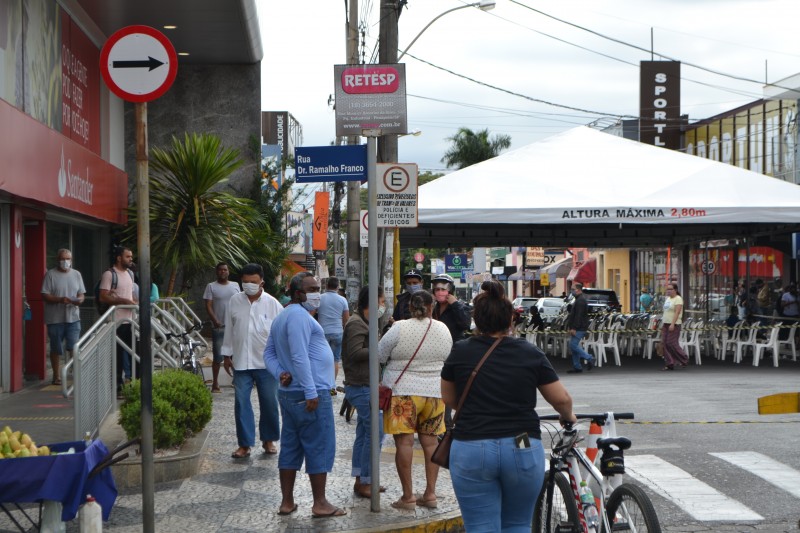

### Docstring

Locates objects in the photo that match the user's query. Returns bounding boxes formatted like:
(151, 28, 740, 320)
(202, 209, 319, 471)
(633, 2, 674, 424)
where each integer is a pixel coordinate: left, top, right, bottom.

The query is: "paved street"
(1, 350, 799, 532)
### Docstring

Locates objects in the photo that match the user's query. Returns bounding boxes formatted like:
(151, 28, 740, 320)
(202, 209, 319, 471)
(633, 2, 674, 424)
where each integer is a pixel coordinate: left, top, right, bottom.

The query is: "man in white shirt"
(203, 262, 240, 393)
(222, 263, 284, 459)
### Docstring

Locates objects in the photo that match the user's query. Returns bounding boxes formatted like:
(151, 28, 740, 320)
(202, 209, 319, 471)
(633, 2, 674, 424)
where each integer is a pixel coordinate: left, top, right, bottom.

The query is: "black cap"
(403, 269, 423, 280)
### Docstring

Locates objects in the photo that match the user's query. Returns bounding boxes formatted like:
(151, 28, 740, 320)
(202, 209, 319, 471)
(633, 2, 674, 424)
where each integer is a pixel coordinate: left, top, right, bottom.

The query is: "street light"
(397, 1, 496, 61)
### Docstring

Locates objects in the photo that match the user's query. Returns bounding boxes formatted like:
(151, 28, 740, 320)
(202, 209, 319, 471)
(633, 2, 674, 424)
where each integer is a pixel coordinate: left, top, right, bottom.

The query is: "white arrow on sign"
(100, 25, 177, 103)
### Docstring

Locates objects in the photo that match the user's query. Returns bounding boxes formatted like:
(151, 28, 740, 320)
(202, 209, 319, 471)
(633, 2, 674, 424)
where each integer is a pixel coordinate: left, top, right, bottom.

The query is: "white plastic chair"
(591, 322, 622, 367)
(734, 322, 761, 364)
(718, 320, 746, 361)
(777, 322, 798, 362)
(752, 323, 782, 367)
(643, 317, 663, 360)
(679, 319, 703, 366)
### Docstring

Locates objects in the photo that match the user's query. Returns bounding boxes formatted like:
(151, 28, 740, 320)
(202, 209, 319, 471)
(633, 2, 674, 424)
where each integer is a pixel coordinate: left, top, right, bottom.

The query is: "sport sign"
(100, 25, 177, 103)
(375, 163, 418, 228)
(334, 64, 407, 136)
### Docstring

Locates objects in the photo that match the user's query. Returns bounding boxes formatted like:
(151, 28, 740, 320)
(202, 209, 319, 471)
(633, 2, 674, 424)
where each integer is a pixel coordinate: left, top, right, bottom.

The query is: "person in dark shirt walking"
(566, 282, 595, 373)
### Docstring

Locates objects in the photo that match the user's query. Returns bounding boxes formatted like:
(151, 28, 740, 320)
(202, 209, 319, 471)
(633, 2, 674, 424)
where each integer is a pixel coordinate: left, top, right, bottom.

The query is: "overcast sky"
(258, 0, 800, 177)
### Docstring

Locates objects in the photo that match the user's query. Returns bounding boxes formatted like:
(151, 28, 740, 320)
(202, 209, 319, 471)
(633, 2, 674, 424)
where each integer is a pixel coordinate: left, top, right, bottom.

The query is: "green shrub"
(118, 369, 212, 449)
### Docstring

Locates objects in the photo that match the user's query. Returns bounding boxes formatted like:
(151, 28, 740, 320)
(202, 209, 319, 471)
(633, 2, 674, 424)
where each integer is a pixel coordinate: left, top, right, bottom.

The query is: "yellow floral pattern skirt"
(383, 395, 445, 436)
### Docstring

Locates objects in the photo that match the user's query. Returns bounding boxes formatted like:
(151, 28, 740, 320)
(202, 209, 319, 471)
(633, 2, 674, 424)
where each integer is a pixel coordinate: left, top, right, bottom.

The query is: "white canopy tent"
(403, 127, 800, 248)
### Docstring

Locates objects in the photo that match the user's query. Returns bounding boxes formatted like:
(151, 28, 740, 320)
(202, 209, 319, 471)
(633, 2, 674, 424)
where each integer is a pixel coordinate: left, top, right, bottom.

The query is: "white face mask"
(59, 260, 71, 270)
(242, 282, 261, 296)
(377, 305, 386, 318)
(302, 291, 322, 311)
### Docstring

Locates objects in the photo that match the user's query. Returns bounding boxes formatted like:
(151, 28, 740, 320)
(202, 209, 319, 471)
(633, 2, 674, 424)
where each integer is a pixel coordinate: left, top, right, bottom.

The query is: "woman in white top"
(378, 290, 453, 511)
(661, 282, 689, 370)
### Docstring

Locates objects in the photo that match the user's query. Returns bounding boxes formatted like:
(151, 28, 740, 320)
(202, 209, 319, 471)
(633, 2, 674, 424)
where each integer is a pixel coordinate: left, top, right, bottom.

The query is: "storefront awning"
(567, 257, 597, 284)
(541, 257, 573, 278)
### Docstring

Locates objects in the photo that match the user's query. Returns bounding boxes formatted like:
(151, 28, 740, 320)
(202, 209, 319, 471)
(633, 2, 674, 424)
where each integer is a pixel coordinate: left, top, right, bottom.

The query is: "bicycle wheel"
(604, 483, 661, 533)
(532, 470, 580, 533)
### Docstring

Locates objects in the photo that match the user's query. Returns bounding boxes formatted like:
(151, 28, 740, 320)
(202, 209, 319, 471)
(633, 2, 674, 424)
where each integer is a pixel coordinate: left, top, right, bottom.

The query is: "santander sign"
(341, 66, 400, 94)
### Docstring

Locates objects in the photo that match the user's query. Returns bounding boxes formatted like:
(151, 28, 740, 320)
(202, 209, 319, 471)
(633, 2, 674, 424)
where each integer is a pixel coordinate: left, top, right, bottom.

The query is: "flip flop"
(390, 499, 417, 511)
(231, 448, 251, 459)
(277, 504, 298, 516)
(415, 496, 438, 509)
(311, 507, 347, 518)
(263, 442, 278, 454)
(51, 378, 62, 386)
(211, 387, 222, 393)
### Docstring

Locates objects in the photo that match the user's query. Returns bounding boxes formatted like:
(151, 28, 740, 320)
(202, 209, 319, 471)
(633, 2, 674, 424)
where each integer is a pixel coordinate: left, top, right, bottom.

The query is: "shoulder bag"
(379, 318, 432, 411)
(431, 335, 503, 469)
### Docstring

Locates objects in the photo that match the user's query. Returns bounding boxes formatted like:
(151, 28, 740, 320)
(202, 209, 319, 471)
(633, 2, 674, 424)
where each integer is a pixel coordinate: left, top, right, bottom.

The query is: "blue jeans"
(233, 369, 280, 448)
(277, 389, 336, 474)
(325, 332, 343, 363)
(570, 330, 593, 370)
(47, 321, 81, 355)
(450, 436, 545, 532)
(345, 384, 383, 484)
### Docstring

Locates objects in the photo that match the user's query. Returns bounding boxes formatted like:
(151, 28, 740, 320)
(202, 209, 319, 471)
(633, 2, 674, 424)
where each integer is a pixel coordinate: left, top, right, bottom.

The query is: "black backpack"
(94, 268, 135, 314)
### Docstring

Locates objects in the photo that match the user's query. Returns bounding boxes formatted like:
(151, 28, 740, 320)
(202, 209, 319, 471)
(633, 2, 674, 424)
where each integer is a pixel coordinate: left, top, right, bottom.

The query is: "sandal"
(416, 496, 438, 508)
(390, 499, 417, 511)
(211, 386, 222, 393)
(263, 442, 278, 454)
(231, 447, 251, 459)
(51, 378, 62, 386)
(661, 365, 674, 371)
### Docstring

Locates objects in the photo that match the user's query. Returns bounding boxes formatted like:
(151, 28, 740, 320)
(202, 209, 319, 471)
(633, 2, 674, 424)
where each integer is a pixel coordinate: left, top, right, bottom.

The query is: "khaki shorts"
(383, 395, 445, 436)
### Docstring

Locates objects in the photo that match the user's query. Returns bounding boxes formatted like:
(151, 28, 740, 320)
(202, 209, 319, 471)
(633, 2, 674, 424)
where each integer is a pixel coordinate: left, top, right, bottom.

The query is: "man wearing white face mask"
(222, 263, 284, 459)
(41, 248, 86, 386)
(264, 272, 345, 518)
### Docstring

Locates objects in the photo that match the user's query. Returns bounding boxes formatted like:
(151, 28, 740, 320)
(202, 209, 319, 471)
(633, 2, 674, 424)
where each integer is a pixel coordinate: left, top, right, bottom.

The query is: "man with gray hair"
(41, 248, 85, 385)
(264, 272, 345, 518)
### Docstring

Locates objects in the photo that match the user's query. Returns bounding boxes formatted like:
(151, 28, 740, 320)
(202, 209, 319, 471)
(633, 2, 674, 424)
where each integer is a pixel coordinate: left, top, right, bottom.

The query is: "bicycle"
(533, 412, 661, 533)
(164, 322, 209, 381)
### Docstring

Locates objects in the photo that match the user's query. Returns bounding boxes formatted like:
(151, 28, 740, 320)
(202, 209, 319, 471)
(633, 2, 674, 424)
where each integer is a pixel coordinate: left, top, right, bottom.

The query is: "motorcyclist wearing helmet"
(431, 273, 471, 342)
(392, 269, 424, 322)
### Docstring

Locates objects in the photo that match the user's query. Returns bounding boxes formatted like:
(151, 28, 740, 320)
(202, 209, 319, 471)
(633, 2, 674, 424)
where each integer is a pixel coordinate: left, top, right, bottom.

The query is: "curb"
(344, 510, 464, 533)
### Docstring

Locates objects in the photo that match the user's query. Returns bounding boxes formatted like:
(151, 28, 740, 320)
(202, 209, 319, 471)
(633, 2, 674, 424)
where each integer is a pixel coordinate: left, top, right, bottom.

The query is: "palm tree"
(127, 133, 263, 295)
(441, 127, 511, 169)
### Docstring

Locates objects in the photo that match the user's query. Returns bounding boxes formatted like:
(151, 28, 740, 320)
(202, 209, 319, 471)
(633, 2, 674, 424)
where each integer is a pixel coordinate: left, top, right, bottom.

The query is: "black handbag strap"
(392, 318, 433, 388)
(451, 336, 503, 426)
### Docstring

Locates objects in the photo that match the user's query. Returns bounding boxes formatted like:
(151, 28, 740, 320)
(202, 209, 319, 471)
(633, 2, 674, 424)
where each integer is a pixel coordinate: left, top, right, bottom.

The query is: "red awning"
(567, 258, 596, 284)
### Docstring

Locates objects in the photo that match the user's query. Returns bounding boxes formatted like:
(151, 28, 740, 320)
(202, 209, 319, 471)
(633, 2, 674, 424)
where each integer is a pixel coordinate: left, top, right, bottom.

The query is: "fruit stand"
(0, 438, 118, 530)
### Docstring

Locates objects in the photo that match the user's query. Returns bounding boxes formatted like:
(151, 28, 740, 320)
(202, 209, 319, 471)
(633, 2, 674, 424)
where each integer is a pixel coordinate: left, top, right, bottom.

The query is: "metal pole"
(135, 102, 154, 533)
(366, 133, 380, 512)
(346, 0, 362, 310)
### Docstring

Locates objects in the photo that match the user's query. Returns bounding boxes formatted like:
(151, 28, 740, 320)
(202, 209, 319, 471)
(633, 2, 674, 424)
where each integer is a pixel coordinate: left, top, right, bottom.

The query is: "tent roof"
(402, 127, 800, 248)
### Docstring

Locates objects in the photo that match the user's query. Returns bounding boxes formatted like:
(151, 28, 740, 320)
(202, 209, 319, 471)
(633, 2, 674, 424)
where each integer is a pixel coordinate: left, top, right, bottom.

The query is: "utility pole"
(345, 0, 362, 306)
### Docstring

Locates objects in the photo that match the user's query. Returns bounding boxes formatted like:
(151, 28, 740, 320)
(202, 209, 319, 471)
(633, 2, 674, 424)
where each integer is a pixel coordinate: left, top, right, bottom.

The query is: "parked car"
(511, 297, 538, 325)
(536, 297, 566, 324)
(562, 288, 621, 315)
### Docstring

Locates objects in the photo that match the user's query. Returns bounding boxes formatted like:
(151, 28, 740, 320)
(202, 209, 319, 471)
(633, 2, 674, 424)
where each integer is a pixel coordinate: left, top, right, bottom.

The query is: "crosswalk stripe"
(624, 454, 763, 521)
(710, 451, 800, 499)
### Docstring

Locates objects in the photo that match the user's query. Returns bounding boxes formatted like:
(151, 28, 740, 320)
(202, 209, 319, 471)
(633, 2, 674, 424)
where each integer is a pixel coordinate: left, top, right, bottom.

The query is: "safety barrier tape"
(517, 319, 800, 336)
(618, 420, 800, 425)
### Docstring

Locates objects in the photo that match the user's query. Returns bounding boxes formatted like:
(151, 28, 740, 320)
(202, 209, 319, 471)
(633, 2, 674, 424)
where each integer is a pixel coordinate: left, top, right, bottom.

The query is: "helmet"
(403, 269, 423, 281)
(431, 273, 455, 294)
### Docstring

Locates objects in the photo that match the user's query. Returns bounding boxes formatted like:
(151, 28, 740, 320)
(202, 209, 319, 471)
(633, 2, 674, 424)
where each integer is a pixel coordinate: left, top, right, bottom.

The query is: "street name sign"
(295, 145, 367, 183)
(100, 25, 177, 102)
(375, 163, 418, 228)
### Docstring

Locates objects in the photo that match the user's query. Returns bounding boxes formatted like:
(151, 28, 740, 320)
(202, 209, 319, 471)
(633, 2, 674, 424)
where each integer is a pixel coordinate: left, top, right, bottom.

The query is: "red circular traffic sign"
(100, 25, 177, 103)
(414, 252, 424, 262)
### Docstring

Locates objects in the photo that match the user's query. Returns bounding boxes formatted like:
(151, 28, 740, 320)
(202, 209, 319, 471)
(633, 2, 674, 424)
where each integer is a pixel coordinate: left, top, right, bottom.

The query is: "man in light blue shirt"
(316, 276, 350, 393)
(263, 272, 345, 518)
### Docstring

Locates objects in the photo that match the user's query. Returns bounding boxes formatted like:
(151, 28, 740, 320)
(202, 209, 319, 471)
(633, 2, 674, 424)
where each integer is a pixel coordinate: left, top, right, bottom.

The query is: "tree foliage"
(441, 127, 511, 169)
(126, 133, 262, 295)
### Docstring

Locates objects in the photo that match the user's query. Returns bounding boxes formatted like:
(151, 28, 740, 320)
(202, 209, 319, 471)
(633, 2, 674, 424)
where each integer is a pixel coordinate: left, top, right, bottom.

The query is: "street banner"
(313, 191, 330, 251)
(334, 64, 407, 136)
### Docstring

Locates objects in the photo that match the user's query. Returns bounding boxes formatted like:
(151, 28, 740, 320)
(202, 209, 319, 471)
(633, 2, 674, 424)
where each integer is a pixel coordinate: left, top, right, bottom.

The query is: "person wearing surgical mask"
(41, 248, 86, 386)
(263, 272, 346, 518)
(341, 285, 386, 498)
(221, 263, 284, 460)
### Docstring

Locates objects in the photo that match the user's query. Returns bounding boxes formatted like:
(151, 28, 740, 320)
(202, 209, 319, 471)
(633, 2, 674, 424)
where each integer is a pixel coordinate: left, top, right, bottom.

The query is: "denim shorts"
(47, 321, 81, 355)
(211, 327, 225, 363)
(277, 390, 335, 474)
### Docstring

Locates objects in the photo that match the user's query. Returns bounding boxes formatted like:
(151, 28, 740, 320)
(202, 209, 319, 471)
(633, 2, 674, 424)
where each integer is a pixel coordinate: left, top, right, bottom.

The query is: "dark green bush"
(118, 369, 212, 449)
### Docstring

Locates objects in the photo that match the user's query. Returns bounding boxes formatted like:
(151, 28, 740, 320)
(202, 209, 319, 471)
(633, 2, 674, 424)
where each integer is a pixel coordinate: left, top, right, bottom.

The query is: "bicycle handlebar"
(539, 412, 634, 422)
(164, 321, 211, 340)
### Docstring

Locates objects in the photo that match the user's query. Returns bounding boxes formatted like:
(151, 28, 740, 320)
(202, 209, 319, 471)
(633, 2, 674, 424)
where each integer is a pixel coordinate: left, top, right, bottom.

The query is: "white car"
(536, 297, 566, 324)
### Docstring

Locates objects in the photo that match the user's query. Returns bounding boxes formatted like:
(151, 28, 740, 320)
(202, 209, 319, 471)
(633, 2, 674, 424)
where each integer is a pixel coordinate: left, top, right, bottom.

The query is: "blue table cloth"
(0, 439, 117, 521)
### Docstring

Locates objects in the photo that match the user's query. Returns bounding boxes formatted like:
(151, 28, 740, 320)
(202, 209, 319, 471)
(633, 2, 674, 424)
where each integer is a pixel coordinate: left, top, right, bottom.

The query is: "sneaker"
(586, 360, 594, 371)
(566, 369, 583, 374)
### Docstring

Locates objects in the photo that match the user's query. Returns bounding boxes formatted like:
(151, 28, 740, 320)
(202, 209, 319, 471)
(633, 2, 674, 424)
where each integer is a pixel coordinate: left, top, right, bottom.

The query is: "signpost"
(333, 64, 407, 136)
(375, 163, 418, 227)
(360, 210, 369, 247)
(100, 25, 177, 533)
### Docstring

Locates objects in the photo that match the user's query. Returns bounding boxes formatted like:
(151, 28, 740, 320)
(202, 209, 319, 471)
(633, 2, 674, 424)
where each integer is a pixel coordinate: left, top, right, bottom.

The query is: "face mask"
(242, 282, 261, 296)
(302, 291, 321, 311)
(377, 306, 386, 318)
(59, 260, 71, 270)
(434, 292, 448, 303)
(406, 284, 422, 294)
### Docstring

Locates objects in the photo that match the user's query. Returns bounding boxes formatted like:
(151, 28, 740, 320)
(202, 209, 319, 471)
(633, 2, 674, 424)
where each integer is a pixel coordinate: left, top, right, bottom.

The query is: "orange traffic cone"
(585, 421, 602, 462)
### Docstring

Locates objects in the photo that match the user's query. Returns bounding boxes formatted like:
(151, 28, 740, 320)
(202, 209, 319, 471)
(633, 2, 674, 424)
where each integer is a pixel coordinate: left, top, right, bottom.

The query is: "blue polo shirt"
(264, 303, 335, 399)
(317, 291, 349, 335)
